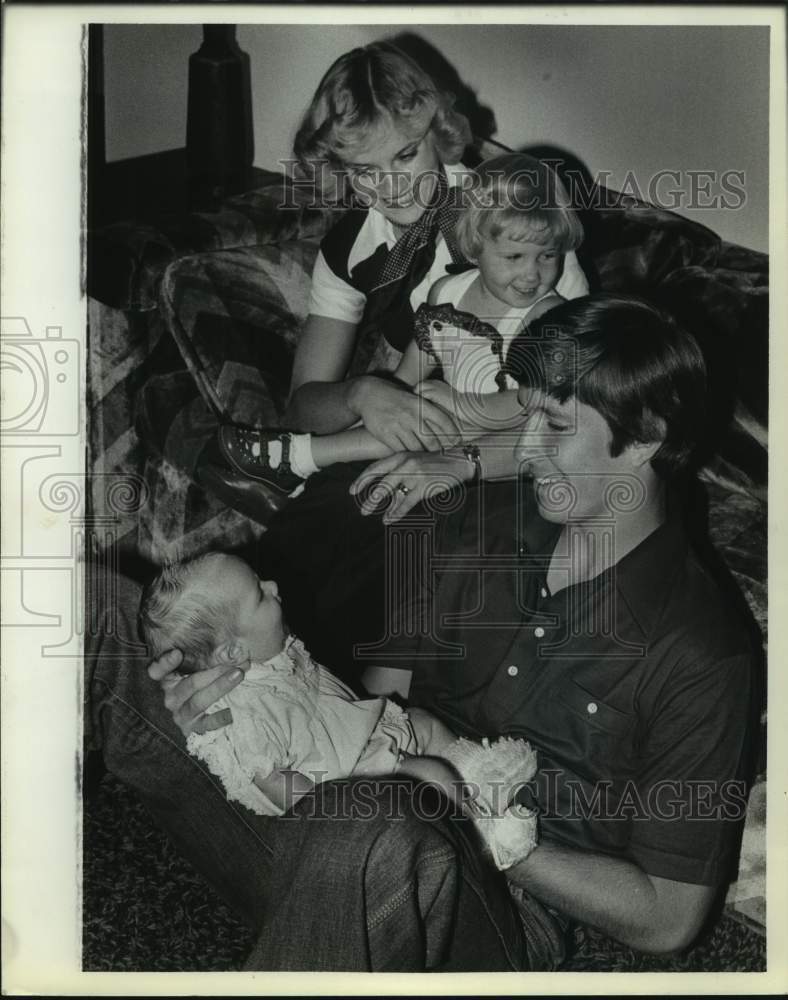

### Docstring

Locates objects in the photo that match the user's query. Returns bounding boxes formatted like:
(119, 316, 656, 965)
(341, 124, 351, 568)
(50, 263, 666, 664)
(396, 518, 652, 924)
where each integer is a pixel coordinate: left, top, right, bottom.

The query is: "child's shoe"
(218, 424, 306, 499)
(195, 462, 288, 526)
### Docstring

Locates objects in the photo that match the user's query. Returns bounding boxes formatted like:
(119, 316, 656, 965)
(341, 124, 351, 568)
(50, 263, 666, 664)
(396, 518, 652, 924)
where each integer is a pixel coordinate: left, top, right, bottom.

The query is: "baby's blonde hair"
(456, 153, 584, 260)
(293, 41, 471, 179)
(138, 553, 236, 673)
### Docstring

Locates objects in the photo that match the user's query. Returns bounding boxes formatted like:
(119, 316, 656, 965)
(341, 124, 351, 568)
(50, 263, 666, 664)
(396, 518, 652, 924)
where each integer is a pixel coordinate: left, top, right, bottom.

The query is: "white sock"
(288, 433, 319, 479)
(262, 439, 282, 469)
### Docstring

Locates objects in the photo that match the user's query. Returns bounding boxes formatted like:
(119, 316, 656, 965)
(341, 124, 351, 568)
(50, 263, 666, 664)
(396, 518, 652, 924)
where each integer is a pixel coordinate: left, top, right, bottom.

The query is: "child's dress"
(186, 635, 418, 816)
(413, 269, 555, 394)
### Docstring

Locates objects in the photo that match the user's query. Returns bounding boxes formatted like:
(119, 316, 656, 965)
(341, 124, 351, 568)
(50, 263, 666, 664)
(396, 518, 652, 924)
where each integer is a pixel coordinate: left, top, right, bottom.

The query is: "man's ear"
(626, 412, 666, 469)
(627, 439, 662, 468)
(212, 640, 249, 667)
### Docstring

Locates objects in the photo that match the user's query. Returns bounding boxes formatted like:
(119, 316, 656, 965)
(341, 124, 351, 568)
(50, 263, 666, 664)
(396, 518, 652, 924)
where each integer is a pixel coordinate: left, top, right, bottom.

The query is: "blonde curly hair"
(293, 41, 471, 193)
(456, 153, 584, 260)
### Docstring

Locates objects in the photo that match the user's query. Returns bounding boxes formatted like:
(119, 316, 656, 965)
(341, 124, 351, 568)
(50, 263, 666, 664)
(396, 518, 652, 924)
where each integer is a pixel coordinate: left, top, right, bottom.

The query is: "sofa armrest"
(156, 240, 319, 428)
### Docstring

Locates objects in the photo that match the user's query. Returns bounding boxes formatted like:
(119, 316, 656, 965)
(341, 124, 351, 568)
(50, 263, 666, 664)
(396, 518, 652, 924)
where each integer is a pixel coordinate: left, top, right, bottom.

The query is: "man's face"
(194, 555, 285, 665)
(338, 114, 441, 226)
(514, 388, 643, 524)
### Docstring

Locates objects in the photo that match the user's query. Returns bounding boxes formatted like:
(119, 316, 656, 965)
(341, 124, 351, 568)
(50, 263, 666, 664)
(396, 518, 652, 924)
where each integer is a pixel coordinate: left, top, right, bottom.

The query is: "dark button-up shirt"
(403, 482, 756, 886)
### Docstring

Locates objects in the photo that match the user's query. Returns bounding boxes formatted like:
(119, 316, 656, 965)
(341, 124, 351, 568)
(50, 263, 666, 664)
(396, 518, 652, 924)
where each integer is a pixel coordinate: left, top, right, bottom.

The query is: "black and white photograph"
(2, 5, 785, 992)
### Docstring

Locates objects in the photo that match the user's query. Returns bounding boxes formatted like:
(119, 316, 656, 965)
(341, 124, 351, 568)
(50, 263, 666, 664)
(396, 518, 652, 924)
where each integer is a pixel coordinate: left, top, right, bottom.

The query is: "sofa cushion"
(579, 187, 722, 291)
(88, 178, 338, 312)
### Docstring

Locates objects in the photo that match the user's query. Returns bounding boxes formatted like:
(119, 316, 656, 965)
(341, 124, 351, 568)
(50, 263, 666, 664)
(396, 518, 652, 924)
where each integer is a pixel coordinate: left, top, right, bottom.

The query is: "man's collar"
(612, 508, 688, 637)
(523, 492, 688, 638)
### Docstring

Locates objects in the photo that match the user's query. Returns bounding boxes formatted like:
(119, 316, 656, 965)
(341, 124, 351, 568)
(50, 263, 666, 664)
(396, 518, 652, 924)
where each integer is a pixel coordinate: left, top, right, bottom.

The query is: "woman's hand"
(414, 379, 456, 413)
(349, 451, 475, 523)
(147, 648, 246, 737)
(349, 376, 462, 453)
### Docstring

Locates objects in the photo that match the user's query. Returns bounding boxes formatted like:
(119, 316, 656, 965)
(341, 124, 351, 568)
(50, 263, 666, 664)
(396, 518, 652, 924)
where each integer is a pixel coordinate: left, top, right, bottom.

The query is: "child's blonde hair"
(456, 153, 584, 260)
(293, 41, 471, 175)
(138, 553, 236, 673)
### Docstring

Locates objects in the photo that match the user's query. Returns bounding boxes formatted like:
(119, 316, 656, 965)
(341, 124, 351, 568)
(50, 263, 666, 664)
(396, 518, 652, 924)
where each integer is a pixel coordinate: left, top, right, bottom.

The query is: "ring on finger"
(396, 483, 410, 496)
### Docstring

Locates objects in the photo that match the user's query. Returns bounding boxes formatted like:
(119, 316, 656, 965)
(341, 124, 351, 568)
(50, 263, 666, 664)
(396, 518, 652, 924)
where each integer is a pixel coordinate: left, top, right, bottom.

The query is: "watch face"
(461, 445, 481, 482)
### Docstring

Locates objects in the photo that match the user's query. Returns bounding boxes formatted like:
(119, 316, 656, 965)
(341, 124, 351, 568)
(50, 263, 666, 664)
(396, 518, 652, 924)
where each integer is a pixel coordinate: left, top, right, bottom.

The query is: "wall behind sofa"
(103, 21, 769, 253)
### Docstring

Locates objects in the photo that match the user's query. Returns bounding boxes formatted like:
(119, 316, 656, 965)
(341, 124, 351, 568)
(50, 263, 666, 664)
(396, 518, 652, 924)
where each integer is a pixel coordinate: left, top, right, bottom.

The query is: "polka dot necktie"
(372, 167, 468, 291)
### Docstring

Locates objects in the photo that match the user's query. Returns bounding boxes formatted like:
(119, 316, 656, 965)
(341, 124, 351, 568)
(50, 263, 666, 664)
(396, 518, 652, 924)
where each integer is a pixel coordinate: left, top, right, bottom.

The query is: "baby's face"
(195, 555, 286, 665)
(476, 232, 562, 310)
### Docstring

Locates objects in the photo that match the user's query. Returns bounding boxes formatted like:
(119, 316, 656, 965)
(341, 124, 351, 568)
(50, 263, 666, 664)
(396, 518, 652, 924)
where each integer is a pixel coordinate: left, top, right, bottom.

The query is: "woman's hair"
(456, 153, 584, 259)
(504, 294, 708, 480)
(138, 553, 236, 673)
(293, 41, 471, 176)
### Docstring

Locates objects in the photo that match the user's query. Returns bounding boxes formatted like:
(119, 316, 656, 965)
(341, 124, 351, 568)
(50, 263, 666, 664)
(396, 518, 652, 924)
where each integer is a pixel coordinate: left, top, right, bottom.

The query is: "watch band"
(461, 444, 482, 484)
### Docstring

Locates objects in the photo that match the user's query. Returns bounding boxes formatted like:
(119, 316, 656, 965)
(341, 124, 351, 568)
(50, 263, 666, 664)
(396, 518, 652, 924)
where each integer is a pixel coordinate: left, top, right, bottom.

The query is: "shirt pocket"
(560, 680, 635, 739)
(548, 681, 638, 786)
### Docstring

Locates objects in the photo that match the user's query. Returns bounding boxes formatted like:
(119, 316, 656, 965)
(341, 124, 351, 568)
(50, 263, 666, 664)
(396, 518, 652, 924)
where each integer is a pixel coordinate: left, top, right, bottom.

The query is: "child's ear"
(213, 640, 249, 667)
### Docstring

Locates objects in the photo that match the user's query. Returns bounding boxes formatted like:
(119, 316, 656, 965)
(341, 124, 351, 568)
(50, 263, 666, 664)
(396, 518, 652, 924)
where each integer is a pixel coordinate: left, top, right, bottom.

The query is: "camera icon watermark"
(1, 316, 81, 436)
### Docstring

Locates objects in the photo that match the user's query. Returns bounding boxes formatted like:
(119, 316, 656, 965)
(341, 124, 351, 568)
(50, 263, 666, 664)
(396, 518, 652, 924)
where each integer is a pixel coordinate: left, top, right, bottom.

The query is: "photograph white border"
(2, 4, 786, 995)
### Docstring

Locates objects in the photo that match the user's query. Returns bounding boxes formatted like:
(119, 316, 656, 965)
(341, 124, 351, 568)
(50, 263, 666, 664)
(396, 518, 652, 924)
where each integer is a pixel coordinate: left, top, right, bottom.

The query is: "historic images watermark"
(278, 160, 748, 213)
(277, 771, 750, 824)
(1, 315, 150, 659)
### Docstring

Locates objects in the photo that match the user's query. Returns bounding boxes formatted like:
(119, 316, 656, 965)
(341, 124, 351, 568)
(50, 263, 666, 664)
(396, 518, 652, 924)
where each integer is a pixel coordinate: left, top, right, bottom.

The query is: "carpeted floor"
(83, 773, 766, 973)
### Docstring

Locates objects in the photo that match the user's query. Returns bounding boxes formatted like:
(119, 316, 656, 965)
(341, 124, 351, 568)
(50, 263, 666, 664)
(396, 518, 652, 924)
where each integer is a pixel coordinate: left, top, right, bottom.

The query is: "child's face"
(475, 232, 562, 310)
(195, 556, 286, 665)
(338, 115, 441, 227)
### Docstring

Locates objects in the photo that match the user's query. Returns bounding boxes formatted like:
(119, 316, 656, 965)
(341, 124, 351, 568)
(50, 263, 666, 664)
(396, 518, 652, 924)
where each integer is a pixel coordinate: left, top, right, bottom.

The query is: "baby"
(218, 153, 585, 497)
(139, 552, 538, 869)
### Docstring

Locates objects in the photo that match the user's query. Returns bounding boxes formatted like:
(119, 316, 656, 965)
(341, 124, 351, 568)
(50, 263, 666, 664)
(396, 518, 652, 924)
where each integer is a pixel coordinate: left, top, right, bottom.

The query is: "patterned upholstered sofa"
(87, 158, 767, 930)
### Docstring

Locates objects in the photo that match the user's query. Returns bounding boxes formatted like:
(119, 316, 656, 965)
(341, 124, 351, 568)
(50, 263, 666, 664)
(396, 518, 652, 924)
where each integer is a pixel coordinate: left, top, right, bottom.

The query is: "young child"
(218, 153, 585, 498)
(139, 552, 538, 870)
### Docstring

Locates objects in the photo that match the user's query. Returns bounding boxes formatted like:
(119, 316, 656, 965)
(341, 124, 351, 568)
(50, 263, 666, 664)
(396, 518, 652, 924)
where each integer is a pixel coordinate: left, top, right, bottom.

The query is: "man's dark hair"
(505, 293, 708, 479)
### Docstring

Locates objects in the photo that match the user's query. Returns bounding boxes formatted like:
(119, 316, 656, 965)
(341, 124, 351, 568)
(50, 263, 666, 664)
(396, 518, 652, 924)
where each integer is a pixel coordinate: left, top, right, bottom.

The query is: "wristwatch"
(461, 444, 482, 484)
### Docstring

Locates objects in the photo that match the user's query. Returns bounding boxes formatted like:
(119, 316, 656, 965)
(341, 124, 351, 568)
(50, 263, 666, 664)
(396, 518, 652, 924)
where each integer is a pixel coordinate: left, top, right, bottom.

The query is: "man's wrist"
(508, 838, 543, 882)
(446, 443, 482, 484)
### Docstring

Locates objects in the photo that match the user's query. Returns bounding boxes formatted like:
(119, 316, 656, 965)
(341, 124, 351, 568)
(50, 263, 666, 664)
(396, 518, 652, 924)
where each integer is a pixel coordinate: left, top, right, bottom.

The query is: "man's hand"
(349, 376, 462, 453)
(349, 451, 475, 524)
(147, 648, 246, 737)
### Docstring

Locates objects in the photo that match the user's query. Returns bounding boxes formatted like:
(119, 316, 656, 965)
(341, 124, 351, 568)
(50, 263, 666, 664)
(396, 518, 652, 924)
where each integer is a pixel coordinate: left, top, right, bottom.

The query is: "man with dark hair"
(401, 293, 756, 956)
(100, 293, 756, 970)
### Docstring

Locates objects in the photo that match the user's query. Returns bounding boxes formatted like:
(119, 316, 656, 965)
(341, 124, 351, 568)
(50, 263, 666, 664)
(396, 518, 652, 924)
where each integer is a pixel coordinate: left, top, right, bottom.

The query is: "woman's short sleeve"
(556, 250, 589, 300)
(308, 250, 366, 324)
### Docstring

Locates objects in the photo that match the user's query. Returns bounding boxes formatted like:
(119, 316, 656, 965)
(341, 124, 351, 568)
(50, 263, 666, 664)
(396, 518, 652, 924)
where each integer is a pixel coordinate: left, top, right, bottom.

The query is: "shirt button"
(587, 702, 598, 715)
(507, 664, 519, 677)
(540, 587, 548, 598)
(534, 627, 545, 638)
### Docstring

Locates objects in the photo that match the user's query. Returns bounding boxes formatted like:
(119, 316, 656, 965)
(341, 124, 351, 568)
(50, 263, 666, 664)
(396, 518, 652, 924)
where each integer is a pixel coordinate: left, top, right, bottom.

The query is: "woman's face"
(338, 115, 442, 226)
